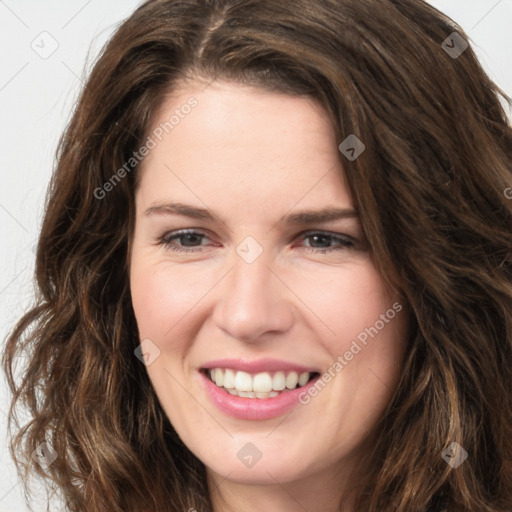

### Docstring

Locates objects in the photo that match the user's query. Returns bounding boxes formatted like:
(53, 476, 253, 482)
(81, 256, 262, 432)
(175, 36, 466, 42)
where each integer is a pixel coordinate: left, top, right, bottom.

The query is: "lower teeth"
(224, 388, 281, 399)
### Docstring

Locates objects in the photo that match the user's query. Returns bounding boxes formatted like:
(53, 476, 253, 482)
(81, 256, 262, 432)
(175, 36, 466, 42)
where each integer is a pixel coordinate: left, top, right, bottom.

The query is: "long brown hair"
(3, 0, 512, 510)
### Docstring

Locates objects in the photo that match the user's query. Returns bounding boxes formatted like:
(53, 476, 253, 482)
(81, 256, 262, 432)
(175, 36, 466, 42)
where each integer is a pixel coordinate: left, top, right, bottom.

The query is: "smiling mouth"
(201, 368, 320, 399)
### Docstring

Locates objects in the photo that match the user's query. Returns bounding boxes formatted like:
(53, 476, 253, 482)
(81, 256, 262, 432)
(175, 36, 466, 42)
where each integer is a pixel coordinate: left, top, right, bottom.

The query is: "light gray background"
(1, 1, 511, 510)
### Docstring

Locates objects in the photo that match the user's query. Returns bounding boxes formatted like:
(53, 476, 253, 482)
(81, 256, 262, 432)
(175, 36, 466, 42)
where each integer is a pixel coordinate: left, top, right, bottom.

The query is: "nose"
(211, 250, 295, 343)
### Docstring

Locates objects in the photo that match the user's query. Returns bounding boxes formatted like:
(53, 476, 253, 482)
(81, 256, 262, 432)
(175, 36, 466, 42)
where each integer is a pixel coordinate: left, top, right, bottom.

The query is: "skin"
(129, 79, 409, 512)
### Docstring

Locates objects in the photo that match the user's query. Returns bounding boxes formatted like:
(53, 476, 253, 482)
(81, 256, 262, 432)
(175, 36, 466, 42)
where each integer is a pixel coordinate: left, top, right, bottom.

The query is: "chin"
(206, 457, 310, 485)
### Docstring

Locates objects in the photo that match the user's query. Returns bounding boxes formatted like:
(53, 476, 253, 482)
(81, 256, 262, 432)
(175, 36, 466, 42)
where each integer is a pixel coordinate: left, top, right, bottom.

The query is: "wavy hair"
(3, 0, 512, 510)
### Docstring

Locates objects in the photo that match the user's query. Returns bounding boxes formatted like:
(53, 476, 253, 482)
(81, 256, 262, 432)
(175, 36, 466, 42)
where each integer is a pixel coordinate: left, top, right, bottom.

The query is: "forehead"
(136, 80, 353, 216)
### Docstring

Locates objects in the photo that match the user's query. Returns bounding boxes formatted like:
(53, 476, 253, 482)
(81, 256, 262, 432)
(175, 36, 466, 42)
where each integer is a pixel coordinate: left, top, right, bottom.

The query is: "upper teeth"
(208, 368, 312, 393)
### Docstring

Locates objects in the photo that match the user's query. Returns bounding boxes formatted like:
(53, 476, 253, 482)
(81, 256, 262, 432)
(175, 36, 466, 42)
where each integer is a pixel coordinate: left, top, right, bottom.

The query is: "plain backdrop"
(1, 1, 511, 510)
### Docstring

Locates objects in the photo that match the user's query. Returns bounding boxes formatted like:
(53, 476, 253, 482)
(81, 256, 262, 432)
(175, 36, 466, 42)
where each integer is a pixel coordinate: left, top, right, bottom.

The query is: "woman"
(3, 0, 512, 511)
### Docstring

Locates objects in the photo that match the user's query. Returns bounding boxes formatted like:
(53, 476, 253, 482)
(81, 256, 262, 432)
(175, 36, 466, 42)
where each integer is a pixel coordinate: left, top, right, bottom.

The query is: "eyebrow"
(143, 202, 359, 224)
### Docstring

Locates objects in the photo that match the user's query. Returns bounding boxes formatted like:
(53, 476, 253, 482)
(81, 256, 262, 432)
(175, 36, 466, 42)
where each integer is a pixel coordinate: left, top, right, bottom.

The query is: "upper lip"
(201, 358, 320, 374)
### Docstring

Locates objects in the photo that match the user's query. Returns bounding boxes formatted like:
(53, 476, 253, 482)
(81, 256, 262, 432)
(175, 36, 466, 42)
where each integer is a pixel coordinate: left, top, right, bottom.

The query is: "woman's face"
(129, 80, 408, 492)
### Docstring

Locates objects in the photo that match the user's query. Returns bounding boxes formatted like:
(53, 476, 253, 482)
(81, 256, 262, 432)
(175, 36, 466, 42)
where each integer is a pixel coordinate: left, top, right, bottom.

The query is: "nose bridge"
(228, 242, 275, 312)
(229, 233, 273, 296)
(212, 238, 294, 341)
(231, 248, 271, 296)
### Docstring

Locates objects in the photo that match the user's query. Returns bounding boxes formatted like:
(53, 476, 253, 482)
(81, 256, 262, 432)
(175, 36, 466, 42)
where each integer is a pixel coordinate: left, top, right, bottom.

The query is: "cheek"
(288, 259, 399, 345)
(129, 257, 215, 349)
(290, 259, 407, 403)
(129, 259, 178, 337)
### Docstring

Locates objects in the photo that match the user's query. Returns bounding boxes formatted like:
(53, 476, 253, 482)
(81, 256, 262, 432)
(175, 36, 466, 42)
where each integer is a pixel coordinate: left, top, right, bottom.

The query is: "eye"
(157, 229, 211, 252)
(298, 231, 355, 254)
(157, 229, 357, 254)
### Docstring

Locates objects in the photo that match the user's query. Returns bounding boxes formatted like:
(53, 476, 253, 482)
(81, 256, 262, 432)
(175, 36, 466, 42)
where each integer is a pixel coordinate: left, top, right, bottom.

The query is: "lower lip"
(199, 371, 320, 420)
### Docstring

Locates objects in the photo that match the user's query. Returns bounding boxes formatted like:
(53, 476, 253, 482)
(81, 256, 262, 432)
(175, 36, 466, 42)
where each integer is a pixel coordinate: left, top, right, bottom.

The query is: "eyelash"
(157, 229, 355, 254)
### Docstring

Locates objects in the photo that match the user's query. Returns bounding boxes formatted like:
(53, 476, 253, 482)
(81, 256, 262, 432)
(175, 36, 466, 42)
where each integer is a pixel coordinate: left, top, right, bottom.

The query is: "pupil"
(311, 235, 329, 248)
(182, 234, 201, 246)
